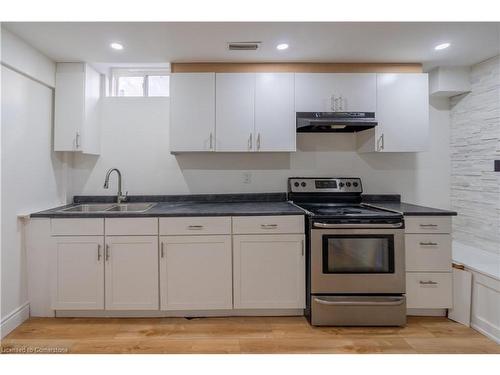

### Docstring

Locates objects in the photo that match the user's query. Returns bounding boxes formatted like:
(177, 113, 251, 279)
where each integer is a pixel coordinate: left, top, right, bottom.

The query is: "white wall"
(0, 27, 55, 87)
(0, 28, 65, 337)
(72, 96, 451, 209)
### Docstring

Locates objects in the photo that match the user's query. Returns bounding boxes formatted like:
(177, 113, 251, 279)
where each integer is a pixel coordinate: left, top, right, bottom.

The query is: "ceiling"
(3, 22, 500, 70)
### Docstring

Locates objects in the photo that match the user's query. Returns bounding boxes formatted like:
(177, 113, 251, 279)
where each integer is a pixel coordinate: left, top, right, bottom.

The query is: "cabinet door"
(81, 64, 101, 155)
(255, 73, 295, 151)
(105, 236, 159, 310)
(51, 236, 104, 310)
(215, 73, 255, 151)
(170, 73, 215, 152)
(233, 234, 305, 309)
(376, 73, 429, 152)
(295, 73, 376, 112)
(160, 235, 232, 310)
(54, 63, 85, 151)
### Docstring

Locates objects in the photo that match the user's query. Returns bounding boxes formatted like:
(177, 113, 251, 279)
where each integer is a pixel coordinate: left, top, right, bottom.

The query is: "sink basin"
(105, 203, 156, 212)
(59, 203, 157, 213)
(61, 204, 116, 212)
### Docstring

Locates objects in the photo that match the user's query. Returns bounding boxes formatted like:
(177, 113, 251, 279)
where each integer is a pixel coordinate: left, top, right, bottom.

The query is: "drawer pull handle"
(261, 224, 278, 229)
(188, 225, 204, 230)
(419, 242, 438, 246)
(419, 280, 438, 285)
(419, 224, 438, 227)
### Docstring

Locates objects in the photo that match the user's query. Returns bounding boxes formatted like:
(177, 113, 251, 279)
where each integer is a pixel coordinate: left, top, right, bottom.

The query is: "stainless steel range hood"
(296, 112, 377, 133)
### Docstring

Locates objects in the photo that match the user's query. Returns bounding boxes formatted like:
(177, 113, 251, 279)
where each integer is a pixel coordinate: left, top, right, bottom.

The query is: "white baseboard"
(0, 302, 30, 339)
(471, 322, 500, 344)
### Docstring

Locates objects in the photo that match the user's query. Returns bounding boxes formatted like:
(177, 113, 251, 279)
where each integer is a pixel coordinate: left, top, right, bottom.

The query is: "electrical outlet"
(243, 173, 252, 184)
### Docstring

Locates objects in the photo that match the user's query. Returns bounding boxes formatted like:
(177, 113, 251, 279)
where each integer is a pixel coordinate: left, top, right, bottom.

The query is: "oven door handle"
(313, 222, 403, 229)
(314, 297, 405, 306)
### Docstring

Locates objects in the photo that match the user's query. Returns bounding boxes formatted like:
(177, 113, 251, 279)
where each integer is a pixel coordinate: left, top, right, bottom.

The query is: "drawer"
(405, 234, 452, 272)
(406, 272, 452, 309)
(232, 215, 304, 234)
(405, 216, 452, 234)
(159, 217, 231, 236)
(105, 218, 158, 235)
(51, 218, 104, 236)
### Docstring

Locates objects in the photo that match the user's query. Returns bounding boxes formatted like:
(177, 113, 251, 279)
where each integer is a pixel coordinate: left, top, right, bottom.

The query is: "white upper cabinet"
(357, 73, 429, 152)
(54, 62, 101, 154)
(170, 73, 216, 152)
(169, 72, 296, 152)
(295, 73, 376, 112)
(255, 73, 295, 151)
(215, 73, 256, 151)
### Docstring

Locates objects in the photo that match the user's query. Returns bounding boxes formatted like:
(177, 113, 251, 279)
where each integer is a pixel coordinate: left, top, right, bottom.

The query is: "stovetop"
(294, 202, 403, 220)
(287, 177, 403, 222)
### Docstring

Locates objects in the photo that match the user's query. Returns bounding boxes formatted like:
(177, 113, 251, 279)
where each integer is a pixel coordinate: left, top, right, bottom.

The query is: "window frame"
(111, 68, 170, 97)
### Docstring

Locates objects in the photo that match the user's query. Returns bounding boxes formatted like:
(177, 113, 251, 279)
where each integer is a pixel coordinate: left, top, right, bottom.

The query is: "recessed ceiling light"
(110, 42, 124, 50)
(276, 43, 289, 50)
(434, 42, 450, 51)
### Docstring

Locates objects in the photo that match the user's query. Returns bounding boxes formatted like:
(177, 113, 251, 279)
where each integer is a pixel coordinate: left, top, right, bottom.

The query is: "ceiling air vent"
(227, 42, 261, 51)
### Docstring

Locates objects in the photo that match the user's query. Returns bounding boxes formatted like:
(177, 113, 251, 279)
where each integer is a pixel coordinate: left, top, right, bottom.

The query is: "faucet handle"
(123, 191, 128, 201)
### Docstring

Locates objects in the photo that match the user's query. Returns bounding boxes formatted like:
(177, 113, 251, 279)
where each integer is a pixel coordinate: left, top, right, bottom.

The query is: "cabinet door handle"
(188, 225, 204, 230)
(160, 242, 165, 258)
(248, 133, 253, 150)
(420, 241, 438, 246)
(419, 224, 438, 227)
(301, 239, 304, 256)
(209, 132, 213, 150)
(75, 131, 80, 149)
(419, 280, 438, 285)
(260, 224, 278, 229)
(97, 244, 102, 261)
(257, 133, 261, 150)
(105, 244, 110, 261)
(377, 133, 384, 151)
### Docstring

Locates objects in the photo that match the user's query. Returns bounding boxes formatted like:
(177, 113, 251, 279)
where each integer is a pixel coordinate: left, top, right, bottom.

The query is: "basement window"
(111, 68, 170, 97)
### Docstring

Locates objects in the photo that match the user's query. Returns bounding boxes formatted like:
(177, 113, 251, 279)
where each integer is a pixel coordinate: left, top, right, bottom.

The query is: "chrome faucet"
(103, 168, 128, 204)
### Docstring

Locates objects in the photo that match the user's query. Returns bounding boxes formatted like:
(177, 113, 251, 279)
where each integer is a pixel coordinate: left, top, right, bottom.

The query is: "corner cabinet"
(169, 72, 295, 152)
(54, 62, 101, 154)
(170, 73, 216, 152)
(357, 73, 429, 153)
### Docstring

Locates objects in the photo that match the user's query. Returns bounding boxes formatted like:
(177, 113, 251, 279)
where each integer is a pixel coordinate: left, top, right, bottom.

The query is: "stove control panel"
(288, 177, 362, 193)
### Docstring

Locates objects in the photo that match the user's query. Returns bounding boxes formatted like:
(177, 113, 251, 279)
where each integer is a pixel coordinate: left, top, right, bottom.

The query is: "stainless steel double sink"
(59, 203, 156, 213)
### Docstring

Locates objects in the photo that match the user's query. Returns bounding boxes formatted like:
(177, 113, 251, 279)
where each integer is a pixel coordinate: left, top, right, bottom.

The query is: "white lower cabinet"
(104, 236, 159, 310)
(51, 236, 104, 310)
(406, 272, 453, 309)
(233, 234, 305, 309)
(405, 216, 453, 312)
(160, 235, 232, 310)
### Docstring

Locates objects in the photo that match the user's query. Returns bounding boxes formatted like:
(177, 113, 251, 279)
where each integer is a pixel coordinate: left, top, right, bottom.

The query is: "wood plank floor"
(1, 316, 499, 354)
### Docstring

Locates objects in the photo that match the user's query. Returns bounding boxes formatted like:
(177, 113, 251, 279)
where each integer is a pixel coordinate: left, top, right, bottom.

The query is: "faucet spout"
(103, 168, 127, 203)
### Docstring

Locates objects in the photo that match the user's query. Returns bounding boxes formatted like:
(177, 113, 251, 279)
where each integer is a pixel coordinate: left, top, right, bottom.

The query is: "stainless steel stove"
(288, 177, 406, 327)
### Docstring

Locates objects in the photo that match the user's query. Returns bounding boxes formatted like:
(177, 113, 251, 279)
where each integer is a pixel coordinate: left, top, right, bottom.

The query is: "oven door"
(311, 224, 405, 294)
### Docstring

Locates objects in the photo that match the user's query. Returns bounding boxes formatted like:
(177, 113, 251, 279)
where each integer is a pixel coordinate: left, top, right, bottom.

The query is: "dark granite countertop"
(30, 193, 306, 218)
(365, 201, 457, 216)
(30, 193, 457, 218)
